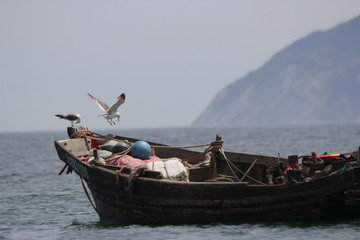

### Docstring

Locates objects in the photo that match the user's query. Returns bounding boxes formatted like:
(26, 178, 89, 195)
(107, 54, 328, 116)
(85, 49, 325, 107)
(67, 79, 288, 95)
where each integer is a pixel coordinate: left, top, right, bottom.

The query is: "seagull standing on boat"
(87, 93, 126, 125)
(55, 113, 81, 127)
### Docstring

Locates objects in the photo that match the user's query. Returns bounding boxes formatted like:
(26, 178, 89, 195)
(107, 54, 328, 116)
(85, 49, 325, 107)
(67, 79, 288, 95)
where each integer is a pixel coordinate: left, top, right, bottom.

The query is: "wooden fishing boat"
(54, 126, 360, 224)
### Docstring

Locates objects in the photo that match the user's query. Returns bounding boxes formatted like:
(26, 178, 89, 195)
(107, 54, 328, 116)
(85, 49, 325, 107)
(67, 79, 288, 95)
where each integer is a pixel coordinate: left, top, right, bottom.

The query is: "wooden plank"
(58, 138, 90, 156)
(218, 150, 286, 166)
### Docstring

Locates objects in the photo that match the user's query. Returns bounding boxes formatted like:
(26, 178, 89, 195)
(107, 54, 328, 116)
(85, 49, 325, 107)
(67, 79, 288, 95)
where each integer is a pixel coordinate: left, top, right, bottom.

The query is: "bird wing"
(65, 113, 81, 121)
(88, 93, 109, 112)
(108, 93, 126, 114)
(55, 113, 80, 121)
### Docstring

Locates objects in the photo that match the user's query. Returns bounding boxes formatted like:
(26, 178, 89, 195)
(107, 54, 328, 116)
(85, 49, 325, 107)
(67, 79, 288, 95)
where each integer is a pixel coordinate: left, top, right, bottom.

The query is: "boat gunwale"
(54, 139, 357, 188)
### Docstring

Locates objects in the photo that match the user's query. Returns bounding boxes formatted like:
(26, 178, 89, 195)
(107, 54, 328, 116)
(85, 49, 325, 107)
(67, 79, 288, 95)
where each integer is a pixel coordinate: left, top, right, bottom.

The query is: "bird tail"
(55, 114, 65, 119)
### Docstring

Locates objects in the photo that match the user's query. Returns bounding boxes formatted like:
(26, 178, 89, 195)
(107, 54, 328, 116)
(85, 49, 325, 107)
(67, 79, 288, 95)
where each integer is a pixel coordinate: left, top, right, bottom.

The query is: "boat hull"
(55, 139, 360, 224)
(89, 170, 360, 224)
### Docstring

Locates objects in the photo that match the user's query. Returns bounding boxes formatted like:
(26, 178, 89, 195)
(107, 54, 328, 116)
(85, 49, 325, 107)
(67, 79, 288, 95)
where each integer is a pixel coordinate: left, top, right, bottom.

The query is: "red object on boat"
(91, 138, 99, 149)
(58, 164, 68, 175)
(316, 153, 341, 161)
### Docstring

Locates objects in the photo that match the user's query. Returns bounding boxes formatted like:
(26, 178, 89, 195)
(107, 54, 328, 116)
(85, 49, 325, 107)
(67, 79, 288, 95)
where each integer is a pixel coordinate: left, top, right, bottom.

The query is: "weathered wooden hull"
(54, 138, 360, 224)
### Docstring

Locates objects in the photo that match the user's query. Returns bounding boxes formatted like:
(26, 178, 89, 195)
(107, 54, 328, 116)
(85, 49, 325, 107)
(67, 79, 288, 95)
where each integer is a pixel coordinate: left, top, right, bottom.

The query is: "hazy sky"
(1, 0, 360, 133)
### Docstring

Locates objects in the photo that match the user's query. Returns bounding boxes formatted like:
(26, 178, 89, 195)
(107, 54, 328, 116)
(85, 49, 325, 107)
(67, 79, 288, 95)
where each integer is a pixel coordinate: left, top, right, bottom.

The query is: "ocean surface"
(1, 123, 360, 240)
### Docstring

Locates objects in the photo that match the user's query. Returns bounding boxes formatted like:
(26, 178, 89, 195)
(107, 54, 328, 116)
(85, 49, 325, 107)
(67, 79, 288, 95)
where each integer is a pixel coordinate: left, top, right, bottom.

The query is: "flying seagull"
(88, 93, 125, 125)
(55, 113, 81, 127)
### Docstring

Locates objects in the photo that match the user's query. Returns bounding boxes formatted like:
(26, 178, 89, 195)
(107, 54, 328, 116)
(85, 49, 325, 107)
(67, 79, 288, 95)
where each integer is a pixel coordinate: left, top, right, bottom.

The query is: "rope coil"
(71, 130, 106, 141)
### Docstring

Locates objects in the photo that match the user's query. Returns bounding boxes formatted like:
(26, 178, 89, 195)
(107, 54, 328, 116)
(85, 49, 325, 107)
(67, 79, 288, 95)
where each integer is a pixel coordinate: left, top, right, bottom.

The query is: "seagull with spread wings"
(88, 93, 126, 125)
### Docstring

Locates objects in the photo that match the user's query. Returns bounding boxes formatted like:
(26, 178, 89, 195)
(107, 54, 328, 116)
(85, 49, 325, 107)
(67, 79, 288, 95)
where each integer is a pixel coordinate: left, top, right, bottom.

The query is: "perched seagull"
(88, 93, 126, 125)
(55, 113, 81, 127)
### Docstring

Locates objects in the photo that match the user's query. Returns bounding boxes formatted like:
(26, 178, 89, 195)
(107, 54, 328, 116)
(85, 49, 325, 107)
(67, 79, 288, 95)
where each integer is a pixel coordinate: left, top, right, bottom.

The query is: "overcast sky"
(1, 0, 360, 133)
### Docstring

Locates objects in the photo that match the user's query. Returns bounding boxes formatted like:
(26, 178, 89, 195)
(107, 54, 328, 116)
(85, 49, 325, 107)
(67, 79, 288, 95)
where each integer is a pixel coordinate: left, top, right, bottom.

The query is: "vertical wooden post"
(208, 135, 223, 180)
(211, 151, 218, 179)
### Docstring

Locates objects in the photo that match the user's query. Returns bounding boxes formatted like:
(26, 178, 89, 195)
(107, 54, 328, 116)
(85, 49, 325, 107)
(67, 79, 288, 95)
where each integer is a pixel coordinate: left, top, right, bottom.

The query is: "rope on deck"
(71, 130, 106, 141)
(150, 143, 210, 149)
(219, 148, 267, 185)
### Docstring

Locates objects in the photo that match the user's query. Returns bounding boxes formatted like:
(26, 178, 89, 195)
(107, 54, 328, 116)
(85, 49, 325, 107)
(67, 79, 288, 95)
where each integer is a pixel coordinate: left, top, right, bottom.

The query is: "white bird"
(88, 93, 125, 125)
(55, 113, 81, 127)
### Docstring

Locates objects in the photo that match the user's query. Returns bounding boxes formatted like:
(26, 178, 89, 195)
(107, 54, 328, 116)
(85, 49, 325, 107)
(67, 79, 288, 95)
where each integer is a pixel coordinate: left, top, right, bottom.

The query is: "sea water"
(1, 123, 360, 240)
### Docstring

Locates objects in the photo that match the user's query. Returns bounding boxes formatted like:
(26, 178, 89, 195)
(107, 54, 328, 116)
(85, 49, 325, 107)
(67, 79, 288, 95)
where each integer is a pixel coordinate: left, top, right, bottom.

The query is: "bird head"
(116, 113, 120, 121)
(75, 114, 81, 124)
